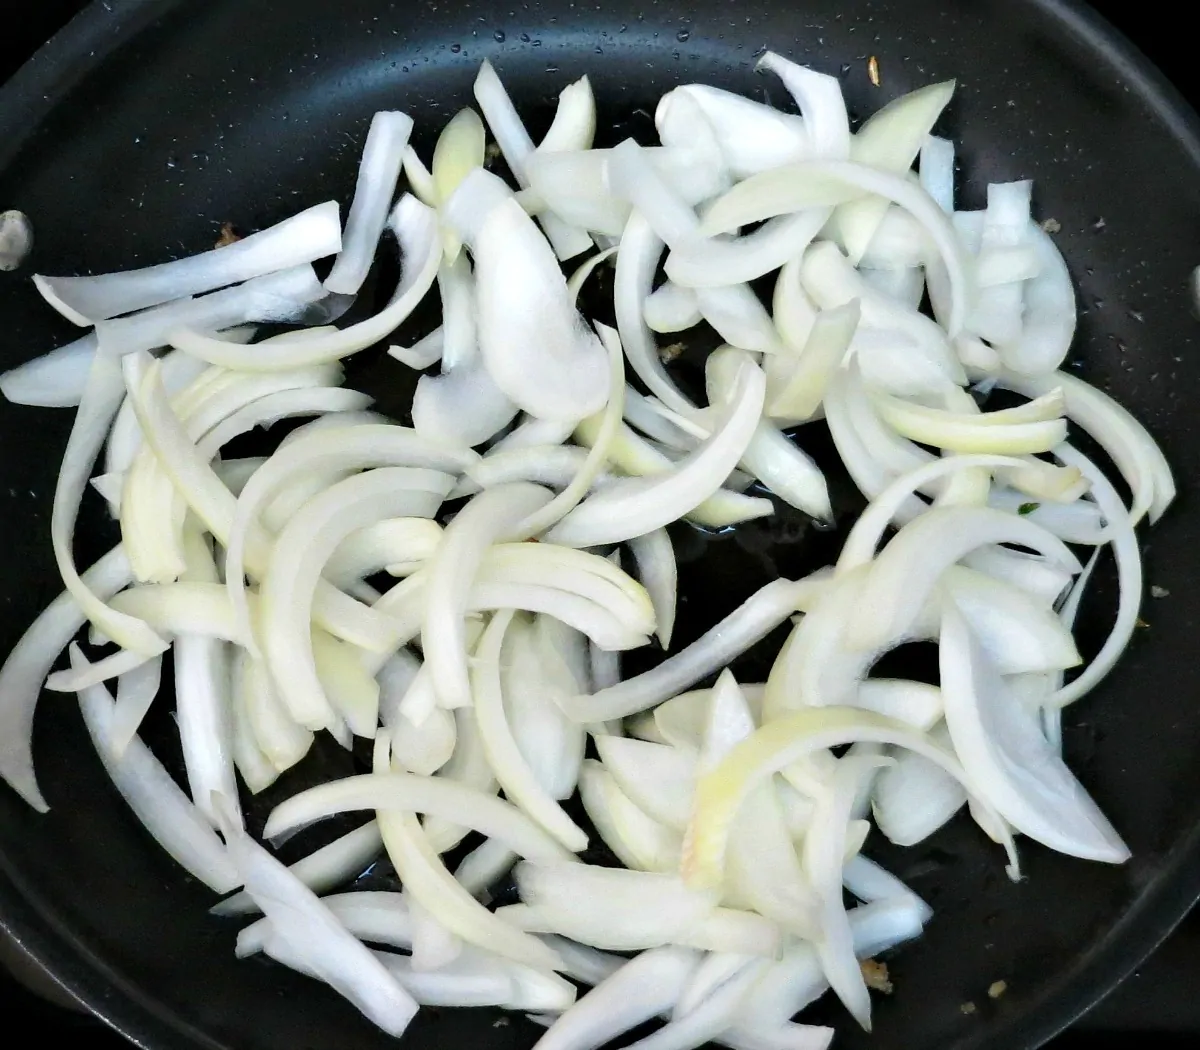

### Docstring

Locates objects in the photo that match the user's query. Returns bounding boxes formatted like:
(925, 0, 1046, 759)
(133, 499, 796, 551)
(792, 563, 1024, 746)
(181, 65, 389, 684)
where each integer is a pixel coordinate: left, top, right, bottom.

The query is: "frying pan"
(2, 1, 1200, 1048)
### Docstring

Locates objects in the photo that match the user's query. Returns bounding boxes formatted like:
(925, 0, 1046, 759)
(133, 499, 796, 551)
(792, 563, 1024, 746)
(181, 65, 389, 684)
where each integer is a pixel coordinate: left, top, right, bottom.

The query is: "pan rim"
(1, 1, 1199, 1048)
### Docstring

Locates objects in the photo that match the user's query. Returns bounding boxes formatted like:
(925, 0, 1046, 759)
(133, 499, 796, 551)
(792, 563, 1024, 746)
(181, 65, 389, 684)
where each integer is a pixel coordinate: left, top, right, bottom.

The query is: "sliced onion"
(644, 281, 702, 333)
(757, 53, 850, 161)
(0, 544, 132, 810)
(72, 646, 238, 893)
(473, 198, 608, 421)
(259, 467, 453, 729)
(325, 112, 414, 294)
(1046, 444, 1142, 708)
(168, 196, 440, 369)
(663, 85, 808, 178)
(533, 946, 700, 1050)
(683, 706, 1018, 890)
(563, 573, 828, 722)
(544, 358, 765, 547)
(36, 202, 342, 325)
(702, 161, 971, 334)
(95, 265, 326, 357)
(0, 332, 97, 408)
(849, 505, 1080, 652)
(472, 610, 589, 851)
(473, 60, 591, 260)
(939, 603, 1129, 862)
(214, 799, 419, 1037)
(579, 759, 682, 873)
(999, 369, 1174, 525)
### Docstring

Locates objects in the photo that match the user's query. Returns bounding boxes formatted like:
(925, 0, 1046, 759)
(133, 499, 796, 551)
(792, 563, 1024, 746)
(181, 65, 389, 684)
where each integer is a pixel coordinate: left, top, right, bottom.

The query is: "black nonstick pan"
(2, 1, 1200, 1049)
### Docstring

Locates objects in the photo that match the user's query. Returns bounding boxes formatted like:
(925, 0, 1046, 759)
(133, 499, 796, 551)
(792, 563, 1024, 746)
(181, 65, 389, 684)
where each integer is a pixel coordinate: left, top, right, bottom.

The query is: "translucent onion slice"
(72, 646, 238, 893)
(265, 772, 575, 865)
(259, 467, 453, 730)
(663, 85, 809, 177)
(802, 755, 892, 1030)
(35, 201, 342, 325)
(595, 735, 697, 830)
(702, 160, 971, 334)
(214, 800, 419, 1037)
(628, 528, 677, 649)
(544, 358, 765, 547)
(757, 53, 850, 161)
(506, 616, 588, 801)
(325, 112, 414, 294)
(683, 706, 1018, 890)
(0, 332, 97, 408)
(870, 387, 1066, 454)
(168, 195, 440, 370)
(703, 347, 832, 519)
(513, 862, 718, 950)
(54, 355, 167, 656)
(767, 301, 860, 424)
(532, 946, 700, 1050)
(210, 821, 380, 916)
(999, 369, 1174, 525)
(473, 60, 592, 260)
(473, 610, 590, 851)
(421, 487, 558, 700)
(563, 573, 828, 722)
(578, 760, 683, 873)
(1046, 444, 1142, 709)
(830, 80, 956, 262)
(614, 210, 693, 414)
(871, 723, 967, 847)
(473, 198, 608, 422)
(369, 763, 563, 970)
(939, 603, 1129, 863)
(850, 506, 1080, 652)
(574, 414, 774, 529)
(0, 544, 132, 810)
(95, 265, 327, 358)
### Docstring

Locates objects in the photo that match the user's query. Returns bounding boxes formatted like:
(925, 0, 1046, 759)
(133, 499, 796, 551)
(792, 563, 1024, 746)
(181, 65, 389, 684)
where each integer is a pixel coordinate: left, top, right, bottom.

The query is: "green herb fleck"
(1018, 502, 1040, 516)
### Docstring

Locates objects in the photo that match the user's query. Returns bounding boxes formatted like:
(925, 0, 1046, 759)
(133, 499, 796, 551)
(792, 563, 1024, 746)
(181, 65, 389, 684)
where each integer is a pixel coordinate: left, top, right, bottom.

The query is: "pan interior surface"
(1, 2, 1200, 1049)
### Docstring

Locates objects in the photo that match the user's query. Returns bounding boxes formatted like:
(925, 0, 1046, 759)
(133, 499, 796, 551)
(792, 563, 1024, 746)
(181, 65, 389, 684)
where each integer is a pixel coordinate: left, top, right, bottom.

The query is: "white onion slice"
(564, 573, 827, 722)
(628, 528, 678, 649)
(939, 603, 1129, 862)
(850, 506, 1080, 652)
(1046, 444, 1141, 708)
(325, 112, 414, 294)
(168, 196, 440, 369)
(54, 355, 166, 656)
(513, 862, 717, 951)
(684, 706, 1018, 890)
(544, 358, 765, 547)
(0, 544, 132, 810)
(533, 946, 700, 1050)
(473, 198, 608, 422)
(95, 265, 326, 357)
(211, 825, 379, 916)
(36, 202, 342, 325)
(644, 281, 702, 334)
(757, 53, 850, 161)
(72, 646, 238, 893)
(473, 610, 590, 851)
(920, 135, 955, 214)
(703, 161, 971, 334)
(662, 85, 808, 178)
(473, 60, 592, 260)
(260, 467, 453, 730)
(999, 369, 1174, 524)
(215, 799, 419, 1037)
(0, 333, 97, 408)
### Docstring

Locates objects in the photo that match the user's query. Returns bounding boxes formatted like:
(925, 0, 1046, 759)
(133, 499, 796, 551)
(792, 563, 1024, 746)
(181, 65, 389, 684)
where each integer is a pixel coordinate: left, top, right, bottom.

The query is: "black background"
(1, 1, 1198, 1048)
